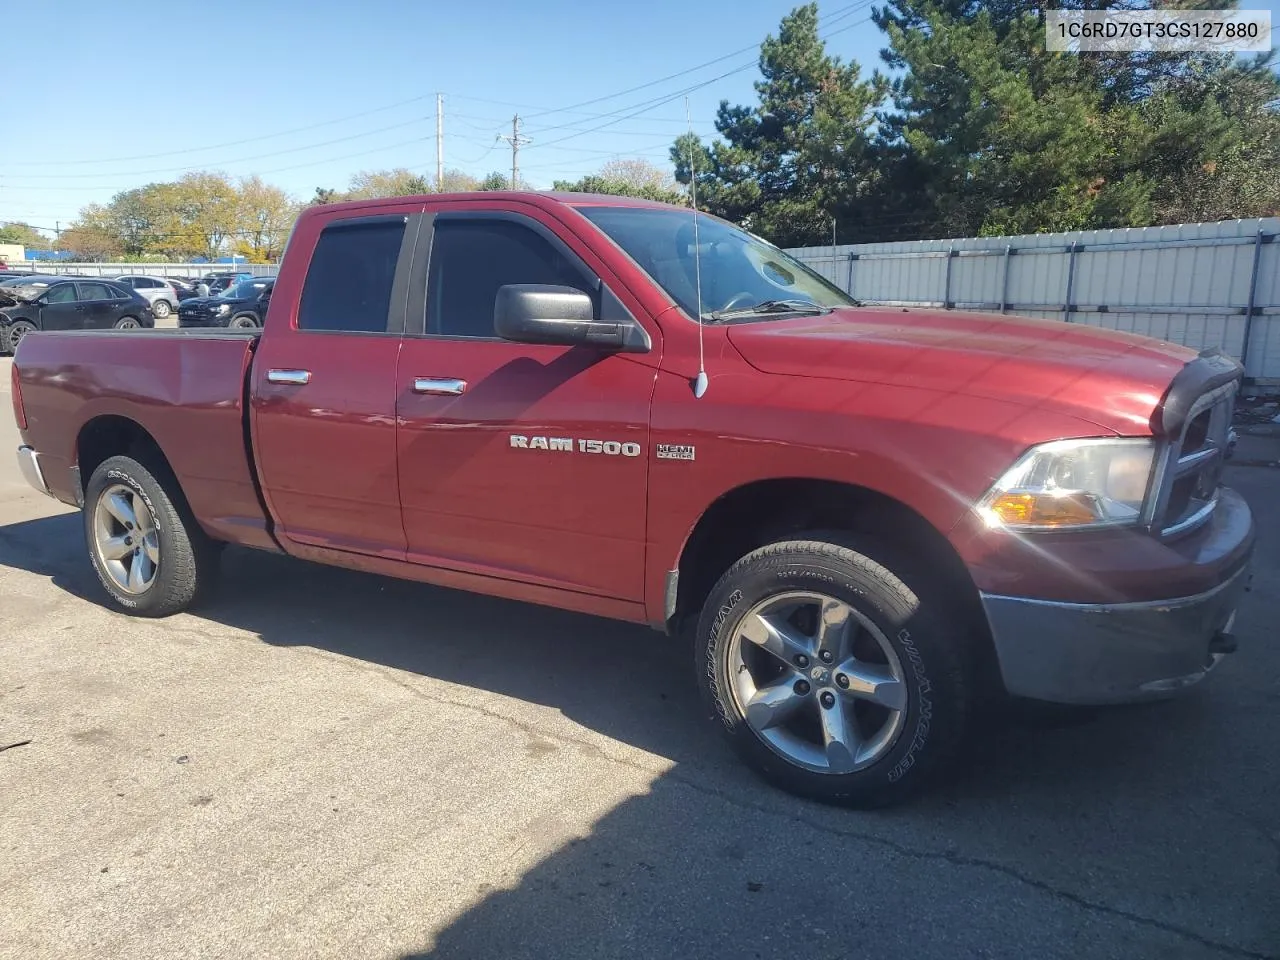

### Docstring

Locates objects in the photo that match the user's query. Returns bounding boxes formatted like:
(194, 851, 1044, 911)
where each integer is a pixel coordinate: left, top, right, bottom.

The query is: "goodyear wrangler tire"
(84, 455, 219, 617)
(696, 535, 972, 807)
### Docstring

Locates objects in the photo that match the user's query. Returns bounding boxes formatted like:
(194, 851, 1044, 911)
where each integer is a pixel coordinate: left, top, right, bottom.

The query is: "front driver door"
(38, 281, 84, 331)
(394, 207, 659, 601)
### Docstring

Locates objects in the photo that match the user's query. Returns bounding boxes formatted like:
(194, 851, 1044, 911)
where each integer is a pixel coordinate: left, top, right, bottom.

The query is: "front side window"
(44, 283, 77, 303)
(298, 219, 406, 333)
(578, 205, 855, 320)
(426, 219, 591, 338)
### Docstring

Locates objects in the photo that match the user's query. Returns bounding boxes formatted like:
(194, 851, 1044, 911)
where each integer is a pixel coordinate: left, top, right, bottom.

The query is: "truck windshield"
(577, 205, 855, 321)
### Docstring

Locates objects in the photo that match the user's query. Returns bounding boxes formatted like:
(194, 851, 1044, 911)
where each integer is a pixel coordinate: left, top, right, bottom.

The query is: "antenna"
(685, 97, 708, 399)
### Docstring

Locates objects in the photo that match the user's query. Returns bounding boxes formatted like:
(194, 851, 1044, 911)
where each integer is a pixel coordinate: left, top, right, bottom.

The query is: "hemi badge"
(656, 444, 696, 461)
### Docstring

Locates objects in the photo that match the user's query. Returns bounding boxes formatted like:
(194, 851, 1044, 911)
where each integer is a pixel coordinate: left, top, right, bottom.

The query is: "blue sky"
(1, 0, 1276, 238)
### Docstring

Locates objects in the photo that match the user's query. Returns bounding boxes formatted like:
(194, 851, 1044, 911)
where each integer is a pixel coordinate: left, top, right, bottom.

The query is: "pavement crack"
(659, 769, 1277, 960)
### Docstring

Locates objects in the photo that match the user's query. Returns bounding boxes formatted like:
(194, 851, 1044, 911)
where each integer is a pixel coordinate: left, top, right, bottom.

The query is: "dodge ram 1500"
(12, 192, 1254, 806)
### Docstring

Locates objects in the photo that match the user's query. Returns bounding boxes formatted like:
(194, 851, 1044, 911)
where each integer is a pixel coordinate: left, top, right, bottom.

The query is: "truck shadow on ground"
(1, 509, 1276, 958)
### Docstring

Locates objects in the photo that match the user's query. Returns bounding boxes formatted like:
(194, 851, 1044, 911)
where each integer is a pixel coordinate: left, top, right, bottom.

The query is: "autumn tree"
(234, 176, 299, 262)
(345, 168, 433, 199)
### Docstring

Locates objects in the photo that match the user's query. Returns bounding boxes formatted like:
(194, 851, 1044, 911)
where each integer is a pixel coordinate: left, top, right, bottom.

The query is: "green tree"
(438, 168, 482, 192)
(671, 3, 887, 245)
(0, 222, 48, 249)
(312, 187, 339, 205)
(478, 171, 510, 191)
(553, 161, 687, 205)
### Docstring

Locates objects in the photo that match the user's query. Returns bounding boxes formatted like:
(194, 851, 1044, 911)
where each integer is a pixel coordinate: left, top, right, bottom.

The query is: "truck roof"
(304, 191, 684, 219)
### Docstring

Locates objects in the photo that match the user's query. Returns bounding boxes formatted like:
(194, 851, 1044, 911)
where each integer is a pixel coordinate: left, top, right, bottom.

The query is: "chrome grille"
(1148, 381, 1236, 538)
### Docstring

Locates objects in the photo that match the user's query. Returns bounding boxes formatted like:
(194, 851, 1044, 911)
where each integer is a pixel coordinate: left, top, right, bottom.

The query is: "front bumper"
(981, 488, 1254, 705)
(17, 445, 52, 498)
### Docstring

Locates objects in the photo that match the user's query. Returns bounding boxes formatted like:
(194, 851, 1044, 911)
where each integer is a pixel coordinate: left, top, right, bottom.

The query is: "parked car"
(114, 276, 180, 318)
(10, 193, 1254, 808)
(2, 276, 152, 354)
(167, 278, 198, 300)
(199, 271, 253, 295)
(178, 277, 273, 329)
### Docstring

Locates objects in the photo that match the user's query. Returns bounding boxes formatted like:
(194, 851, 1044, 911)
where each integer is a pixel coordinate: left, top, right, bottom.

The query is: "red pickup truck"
(11, 193, 1254, 806)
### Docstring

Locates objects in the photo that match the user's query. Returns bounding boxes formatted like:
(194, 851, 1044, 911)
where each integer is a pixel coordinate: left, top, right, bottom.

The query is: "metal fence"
(786, 218, 1280, 385)
(7, 262, 278, 279)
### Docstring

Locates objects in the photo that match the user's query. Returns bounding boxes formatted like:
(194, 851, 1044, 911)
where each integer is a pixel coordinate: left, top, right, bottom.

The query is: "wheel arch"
(668, 477, 997, 687)
(76, 414, 186, 512)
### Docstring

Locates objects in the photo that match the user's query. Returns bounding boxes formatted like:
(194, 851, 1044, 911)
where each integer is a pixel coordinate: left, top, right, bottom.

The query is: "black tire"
(228, 314, 259, 329)
(696, 534, 974, 807)
(152, 299, 171, 318)
(83, 454, 219, 617)
(3, 319, 37, 355)
(114, 316, 141, 330)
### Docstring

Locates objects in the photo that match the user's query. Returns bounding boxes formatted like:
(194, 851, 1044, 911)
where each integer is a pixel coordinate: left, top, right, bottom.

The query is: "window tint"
(117, 277, 138, 288)
(426, 220, 592, 338)
(44, 283, 77, 303)
(78, 282, 113, 301)
(298, 219, 405, 333)
(138, 277, 159, 289)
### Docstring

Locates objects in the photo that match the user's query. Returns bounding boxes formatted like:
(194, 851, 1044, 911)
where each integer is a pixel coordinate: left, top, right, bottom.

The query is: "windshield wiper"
(705, 299, 831, 322)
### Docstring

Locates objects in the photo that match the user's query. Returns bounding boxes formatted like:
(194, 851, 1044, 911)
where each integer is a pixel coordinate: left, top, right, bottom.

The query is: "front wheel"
(697, 536, 973, 807)
(3, 319, 37, 354)
(152, 299, 171, 318)
(83, 455, 219, 617)
(228, 314, 259, 329)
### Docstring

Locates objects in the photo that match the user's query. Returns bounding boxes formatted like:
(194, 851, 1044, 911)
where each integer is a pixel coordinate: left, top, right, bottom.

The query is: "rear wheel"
(152, 299, 171, 318)
(3, 319, 37, 354)
(696, 535, 974, 807)
(114, 316, 140, 330)
(84, 454, 219, 617)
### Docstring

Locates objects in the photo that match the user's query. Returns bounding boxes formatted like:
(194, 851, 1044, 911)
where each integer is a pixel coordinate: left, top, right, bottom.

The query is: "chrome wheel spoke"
(128, 551, 153, 592)
(837, 659, 907, 711)
(99, 535, 133, 561)
(816, 597, 854, 658)
(142, 533, 160, 564)
(738, 612, 813, 667)
(819, 701, 860, 774)
(103, 491, 136, 529)
(744, 677, 808, 731)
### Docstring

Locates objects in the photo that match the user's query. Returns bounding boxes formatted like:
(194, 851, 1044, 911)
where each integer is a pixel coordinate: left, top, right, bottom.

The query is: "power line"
(2, 94, 436, 168)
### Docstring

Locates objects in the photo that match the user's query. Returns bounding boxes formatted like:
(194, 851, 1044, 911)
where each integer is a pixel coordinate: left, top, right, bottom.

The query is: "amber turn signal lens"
(984, 492, 1101, 527)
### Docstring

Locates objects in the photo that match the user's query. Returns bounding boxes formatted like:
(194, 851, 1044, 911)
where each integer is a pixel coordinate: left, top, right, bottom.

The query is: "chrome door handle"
(413, 377, 467, 396)
(267, 368, 311, 385)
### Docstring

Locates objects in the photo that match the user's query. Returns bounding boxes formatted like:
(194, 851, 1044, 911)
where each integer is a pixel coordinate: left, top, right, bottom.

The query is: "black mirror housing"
(494, 284, 649, 352)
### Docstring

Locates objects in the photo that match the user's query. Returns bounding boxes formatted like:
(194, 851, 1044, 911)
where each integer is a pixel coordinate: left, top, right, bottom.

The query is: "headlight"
(216, 303, 231, 315)
(977, 438, 1155, 530)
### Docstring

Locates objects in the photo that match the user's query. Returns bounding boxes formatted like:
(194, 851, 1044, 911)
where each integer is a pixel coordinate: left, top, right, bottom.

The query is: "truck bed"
(13, 328, 275, 550)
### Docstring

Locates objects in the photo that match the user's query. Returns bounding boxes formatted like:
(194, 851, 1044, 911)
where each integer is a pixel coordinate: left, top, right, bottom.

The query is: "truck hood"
(725, 307, 1196, 434)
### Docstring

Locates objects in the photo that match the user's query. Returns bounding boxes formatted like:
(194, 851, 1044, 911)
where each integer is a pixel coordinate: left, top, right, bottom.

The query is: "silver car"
(114, 276, 179, 319)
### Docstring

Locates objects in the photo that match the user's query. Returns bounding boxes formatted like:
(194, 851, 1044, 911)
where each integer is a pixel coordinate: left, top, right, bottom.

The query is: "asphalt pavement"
(1, 355, 1277, 960)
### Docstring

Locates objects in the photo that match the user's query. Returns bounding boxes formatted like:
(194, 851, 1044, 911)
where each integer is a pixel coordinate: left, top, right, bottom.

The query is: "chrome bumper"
(982, 563, 1251, 705)
(17, 445, 53, 498)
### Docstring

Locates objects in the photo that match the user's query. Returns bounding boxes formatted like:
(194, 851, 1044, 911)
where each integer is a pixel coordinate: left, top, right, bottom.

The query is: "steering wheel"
(717, 291, 757, 313)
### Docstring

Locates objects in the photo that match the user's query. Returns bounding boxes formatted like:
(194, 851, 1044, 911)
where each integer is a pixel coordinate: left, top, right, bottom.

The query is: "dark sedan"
(178, 277, 274, 329)
(1, 277, 153, 354)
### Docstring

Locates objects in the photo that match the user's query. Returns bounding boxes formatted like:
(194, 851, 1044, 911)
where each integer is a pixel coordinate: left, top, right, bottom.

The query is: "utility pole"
(435, 93, 444, 191)
(497, 115, 531, 189)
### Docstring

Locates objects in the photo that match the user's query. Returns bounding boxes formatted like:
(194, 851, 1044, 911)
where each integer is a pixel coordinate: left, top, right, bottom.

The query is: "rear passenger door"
(77, 281, 121, 328)
(250, 207, 421, 558)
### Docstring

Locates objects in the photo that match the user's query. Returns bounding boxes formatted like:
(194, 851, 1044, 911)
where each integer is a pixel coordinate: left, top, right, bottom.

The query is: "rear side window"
(426, 220, 591, 338)
(298, 218, 406, 333)
(79, 282, 113, 301)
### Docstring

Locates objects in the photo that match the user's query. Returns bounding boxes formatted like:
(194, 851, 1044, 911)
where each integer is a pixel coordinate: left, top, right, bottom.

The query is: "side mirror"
(494, 284, 649, 352)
